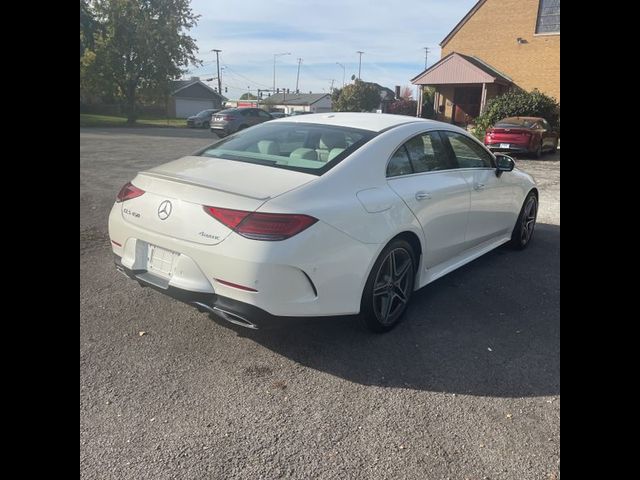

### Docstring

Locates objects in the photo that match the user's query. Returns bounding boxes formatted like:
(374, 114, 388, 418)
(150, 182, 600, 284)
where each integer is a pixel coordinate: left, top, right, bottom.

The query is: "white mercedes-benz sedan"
(109, 113, 537, 332)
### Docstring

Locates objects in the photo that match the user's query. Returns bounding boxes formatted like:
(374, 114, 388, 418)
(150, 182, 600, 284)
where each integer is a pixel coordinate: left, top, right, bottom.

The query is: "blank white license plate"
(147, 244, 179, 278)
(500, 143, 510, 148)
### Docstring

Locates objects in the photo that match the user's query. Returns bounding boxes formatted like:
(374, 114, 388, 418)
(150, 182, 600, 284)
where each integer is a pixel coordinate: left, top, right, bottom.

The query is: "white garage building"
(168, 78, 227, 118)
(263, 93, 332, 115)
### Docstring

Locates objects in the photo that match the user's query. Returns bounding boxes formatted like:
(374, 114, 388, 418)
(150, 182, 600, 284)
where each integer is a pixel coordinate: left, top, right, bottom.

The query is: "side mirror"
(495, 153, 515, 176)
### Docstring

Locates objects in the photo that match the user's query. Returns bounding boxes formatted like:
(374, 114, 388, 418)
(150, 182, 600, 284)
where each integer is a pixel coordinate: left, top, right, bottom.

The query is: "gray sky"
(186, 0, 477, 98)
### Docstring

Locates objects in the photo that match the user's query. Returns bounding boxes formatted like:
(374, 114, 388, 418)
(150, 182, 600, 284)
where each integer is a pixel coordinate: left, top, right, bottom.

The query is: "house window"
(536, 0, 560, 34)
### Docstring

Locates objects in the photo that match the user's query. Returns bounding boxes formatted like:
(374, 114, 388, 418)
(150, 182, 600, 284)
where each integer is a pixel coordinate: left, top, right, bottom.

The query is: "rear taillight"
(203, 206, 318, 241)
(116, 182, 145, 202)
(221, 115, 236, 121)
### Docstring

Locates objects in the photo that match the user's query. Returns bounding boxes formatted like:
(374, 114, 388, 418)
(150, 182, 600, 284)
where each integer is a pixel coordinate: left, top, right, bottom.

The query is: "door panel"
(457, 169, 515, 247)
(388, 172, 470, 268)
(440, 131, 515, 248)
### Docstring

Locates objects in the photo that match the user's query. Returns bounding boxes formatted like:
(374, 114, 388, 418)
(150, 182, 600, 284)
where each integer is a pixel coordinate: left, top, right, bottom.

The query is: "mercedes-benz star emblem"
(157, 200, 172, 220)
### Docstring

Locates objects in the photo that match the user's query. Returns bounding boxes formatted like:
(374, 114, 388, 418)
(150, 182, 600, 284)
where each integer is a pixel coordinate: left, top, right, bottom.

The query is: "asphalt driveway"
(80, 127, 559, 480)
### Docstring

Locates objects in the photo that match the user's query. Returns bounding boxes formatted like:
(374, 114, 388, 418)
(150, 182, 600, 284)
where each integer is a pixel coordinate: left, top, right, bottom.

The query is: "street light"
(336, 62, 345, 87)
(273, 52, 291, 93)
(356, 51, 364, 79)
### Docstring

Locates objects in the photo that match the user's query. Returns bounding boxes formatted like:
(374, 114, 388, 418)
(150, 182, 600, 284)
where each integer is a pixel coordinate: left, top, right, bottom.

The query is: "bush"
(387, 99, 417, 116)
(472, 89, 560, 140)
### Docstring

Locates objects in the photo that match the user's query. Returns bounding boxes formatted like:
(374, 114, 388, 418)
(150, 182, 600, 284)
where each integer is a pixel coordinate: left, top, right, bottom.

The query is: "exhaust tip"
(190, 302, 258, 330)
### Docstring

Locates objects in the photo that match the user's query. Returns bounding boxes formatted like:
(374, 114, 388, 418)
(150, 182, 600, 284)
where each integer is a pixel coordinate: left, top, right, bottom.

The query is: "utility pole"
(329, 79, 335, 92)
(356, 51, 364, 79)
(295, 58, 302, 93)
(423, 47, 430, 70)
(211, 49, 222, 94)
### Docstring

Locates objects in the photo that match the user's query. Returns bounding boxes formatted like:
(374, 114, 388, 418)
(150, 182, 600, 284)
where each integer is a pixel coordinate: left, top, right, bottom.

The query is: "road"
(80, 127, 560, 480)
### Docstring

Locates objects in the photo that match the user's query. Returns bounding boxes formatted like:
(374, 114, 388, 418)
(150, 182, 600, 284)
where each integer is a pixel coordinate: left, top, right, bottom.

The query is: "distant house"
(168, 77, 227, 118)
(262, 93, 332, 114)
(411, 0, 560, 126)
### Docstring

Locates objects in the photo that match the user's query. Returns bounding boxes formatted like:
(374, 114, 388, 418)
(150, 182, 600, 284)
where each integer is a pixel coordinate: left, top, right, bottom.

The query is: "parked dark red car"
(484, 116, 558, 158)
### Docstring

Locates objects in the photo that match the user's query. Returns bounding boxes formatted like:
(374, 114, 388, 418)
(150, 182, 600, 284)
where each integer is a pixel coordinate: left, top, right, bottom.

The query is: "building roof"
(264, 93, 330, 106)
(170, 79, 227, 101)
(440, 0, 487, 48)
(411, 52, 512, 85)
(269, 112, 454, 133)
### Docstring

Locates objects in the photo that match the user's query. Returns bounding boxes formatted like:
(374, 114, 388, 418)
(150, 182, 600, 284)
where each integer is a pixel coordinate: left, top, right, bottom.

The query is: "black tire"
(360, 239, 416, 333)
(510, 191, 538, 250)
(532, 141, 543, 159)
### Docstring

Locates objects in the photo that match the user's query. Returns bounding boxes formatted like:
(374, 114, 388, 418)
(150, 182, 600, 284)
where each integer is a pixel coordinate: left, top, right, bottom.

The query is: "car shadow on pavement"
(511, 148, 560, 162)
(215, 223, 559, 398)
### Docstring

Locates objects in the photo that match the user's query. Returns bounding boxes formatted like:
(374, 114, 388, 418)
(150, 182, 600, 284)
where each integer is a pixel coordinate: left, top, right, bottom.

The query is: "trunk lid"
(119, 155, 316, 245)
(487, 128, 532, 144)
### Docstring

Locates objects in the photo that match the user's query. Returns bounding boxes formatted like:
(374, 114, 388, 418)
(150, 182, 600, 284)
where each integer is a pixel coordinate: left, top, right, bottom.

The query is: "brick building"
(412, 0, 559, 126)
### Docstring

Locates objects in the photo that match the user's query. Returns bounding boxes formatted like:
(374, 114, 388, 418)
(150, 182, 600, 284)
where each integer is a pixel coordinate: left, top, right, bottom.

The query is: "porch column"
(433, 90, 439, 118)
(416, 86, 423, 117)
(480, 82, 487, 114)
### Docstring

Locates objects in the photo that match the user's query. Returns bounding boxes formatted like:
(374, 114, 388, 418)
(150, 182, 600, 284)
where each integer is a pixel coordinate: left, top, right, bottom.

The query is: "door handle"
(415, 191, 432, 200)
(474, 183, 485, 191)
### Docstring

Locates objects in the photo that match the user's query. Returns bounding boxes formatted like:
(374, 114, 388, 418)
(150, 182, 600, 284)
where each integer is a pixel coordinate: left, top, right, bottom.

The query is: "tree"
(420, 86, 435, 119)
(82, 0, 200, 123)
(332, 79, 380, 112)
(80, 0, 97, 58)
(239, 93, 257, 100)
(399, 85, 413, 100)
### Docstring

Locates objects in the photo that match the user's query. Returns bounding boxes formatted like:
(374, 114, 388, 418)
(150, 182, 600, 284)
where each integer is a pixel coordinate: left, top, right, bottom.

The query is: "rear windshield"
(495, 117, 538, 128)
(196, 122, 376, 175)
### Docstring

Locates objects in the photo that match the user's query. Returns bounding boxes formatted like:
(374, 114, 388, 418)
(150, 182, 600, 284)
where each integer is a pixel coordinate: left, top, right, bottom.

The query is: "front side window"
(387, 131, 452, 177)
(442, 131, 494, 169)
(536, 0, 560, 34)
(197, 122, 375, 175)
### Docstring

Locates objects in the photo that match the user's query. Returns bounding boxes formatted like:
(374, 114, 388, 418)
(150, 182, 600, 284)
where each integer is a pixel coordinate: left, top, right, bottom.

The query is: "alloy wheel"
(372, 248, 413, 325)
(521, 196, 537, 245)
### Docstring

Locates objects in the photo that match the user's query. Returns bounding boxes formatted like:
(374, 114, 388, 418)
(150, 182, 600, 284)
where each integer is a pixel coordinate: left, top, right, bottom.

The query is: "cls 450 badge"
(123, 208, 141, 218)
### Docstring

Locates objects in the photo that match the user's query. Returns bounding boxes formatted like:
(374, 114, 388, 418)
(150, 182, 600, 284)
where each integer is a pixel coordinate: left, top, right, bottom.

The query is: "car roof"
(269, 112, 441, 132)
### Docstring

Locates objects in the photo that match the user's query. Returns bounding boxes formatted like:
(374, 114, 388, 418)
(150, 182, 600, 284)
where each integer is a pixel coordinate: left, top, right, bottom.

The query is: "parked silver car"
(210, 108, 274, 137)
(186, 109, 219, 128)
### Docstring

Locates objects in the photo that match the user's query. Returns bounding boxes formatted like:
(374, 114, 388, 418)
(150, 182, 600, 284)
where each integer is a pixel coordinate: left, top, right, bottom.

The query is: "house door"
(453, 87, 482, 125)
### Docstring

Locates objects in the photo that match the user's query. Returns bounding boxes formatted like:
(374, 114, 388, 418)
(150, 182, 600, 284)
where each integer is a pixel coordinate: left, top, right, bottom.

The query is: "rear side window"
(442, 131, 493, 168)
(387, 131, 452, 177)
(387, 146, 413, 177)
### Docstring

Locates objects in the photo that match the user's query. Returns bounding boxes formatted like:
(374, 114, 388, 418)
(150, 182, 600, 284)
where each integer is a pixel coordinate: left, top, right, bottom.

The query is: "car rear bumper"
(210, 124, 231, 134)
(113, 254, 314, 330)
(485, 143, 531, 154)
(108, 203, 378, 320)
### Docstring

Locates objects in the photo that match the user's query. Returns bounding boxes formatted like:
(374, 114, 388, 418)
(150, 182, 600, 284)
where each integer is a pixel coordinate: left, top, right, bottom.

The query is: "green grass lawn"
(80, 114, 186, 128)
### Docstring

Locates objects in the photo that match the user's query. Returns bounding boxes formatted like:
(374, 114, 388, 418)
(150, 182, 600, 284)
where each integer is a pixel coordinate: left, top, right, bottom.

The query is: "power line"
(223, 65, 272, 88)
